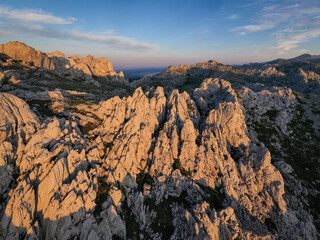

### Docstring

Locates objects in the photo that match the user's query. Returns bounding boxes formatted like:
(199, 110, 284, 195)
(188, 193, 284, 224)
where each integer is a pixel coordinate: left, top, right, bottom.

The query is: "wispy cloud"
(228, 14, 239, 20)
(272, 28, 320, 51)
(0, 22, 157, 51)
(0, 5, 157, 51)
(241, 0, 277, 8)
(0, 6, 75, 24)
(231, 1, 320, 52)
(231, 24, 274, 34)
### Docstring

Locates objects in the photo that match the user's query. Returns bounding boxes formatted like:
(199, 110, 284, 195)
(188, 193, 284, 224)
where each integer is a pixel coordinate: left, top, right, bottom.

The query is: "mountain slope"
(0, 42, 319, 239)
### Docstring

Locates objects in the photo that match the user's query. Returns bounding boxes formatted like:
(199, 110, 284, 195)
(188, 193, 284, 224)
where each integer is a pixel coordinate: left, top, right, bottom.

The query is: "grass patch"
(187, 103, 194, 111)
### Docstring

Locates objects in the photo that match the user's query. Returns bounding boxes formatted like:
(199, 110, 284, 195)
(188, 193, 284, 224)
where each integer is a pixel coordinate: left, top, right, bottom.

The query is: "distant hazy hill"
(237, 53, 320, 69)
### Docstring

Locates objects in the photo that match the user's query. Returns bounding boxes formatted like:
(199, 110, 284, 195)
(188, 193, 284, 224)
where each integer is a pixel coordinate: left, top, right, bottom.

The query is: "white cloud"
(273, 28, 320, 51)
(228, 14, 238, 20)
(231, 1, 320, 52)
(231, 24, 273, 33)
(0, 22, 157, 51)
(0, 6, 157, 51)
(273, 40, 300, 51)
(70, 31, 157, 50)
(0, 6, 74, 24)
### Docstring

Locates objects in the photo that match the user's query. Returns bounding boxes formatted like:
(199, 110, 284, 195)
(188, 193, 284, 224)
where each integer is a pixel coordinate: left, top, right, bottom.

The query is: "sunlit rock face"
(0, 42, 319, 239)
(94, 80, 315, 239)
(0, 93, 40, 206)
(0, 41, 54, 70)
(0, 80, 317, 239)
(0, 41, 127, 86)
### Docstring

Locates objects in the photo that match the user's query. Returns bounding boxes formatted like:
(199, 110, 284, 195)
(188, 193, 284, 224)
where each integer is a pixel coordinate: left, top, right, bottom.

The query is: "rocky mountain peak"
(0, 41, 128, 87)
(0, 41, 54, 70)
(48, 51, 66, 58)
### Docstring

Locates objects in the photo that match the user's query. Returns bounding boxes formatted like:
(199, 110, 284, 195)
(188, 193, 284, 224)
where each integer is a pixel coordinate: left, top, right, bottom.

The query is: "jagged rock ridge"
(0, 41, 127, 87)
(131, 57, 320, 95)
(0, 79, 318, 239)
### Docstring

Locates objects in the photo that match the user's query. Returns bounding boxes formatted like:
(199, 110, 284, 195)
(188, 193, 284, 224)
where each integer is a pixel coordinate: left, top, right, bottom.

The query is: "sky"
(0, 0, 319, 69)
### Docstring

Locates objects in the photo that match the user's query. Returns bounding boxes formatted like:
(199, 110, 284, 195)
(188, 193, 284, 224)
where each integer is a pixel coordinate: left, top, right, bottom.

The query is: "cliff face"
(0, 42, 319, 239)
(0, 41, 126, 86)
(0, 41, 54, 70)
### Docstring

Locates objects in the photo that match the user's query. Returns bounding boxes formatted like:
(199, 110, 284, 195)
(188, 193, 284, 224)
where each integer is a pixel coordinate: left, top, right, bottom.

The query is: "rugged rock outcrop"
(0, 93, 98, 239)
(0, 41, 54, 70)
(1, 117, 98, 239)
(0, 75, 319, 239)
(49, 52, 125, 83)
(83, 55, 114, 77)
(0, 93, 40, 215)
(132, 57, 320, 95)
(0, 41, 127, 86)
(48, 50, 125, 83)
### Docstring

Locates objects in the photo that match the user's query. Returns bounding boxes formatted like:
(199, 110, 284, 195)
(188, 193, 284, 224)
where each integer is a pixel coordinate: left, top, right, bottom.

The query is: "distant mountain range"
(236, 53, 320, 69)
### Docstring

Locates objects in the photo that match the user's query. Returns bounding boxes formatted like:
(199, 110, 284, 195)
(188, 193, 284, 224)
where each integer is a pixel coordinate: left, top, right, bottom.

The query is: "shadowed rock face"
(0, 42, 319, 239)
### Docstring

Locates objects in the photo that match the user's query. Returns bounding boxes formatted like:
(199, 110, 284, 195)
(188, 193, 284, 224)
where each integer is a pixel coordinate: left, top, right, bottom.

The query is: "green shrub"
(187, 103, 194, 111)
(173, 158, 192, 177)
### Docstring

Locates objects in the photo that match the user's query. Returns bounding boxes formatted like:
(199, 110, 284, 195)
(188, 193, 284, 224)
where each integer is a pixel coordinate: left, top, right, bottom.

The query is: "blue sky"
(0, 0, 319, 68)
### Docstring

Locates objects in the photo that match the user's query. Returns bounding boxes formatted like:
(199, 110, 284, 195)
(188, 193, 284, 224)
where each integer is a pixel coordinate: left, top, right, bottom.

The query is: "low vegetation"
(136, 172, 153, 192)
(173, 158, 192, 177)
(246, 93, 320, 230)
(94, 176, 111, 222)
(197, 183, 224, 210)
